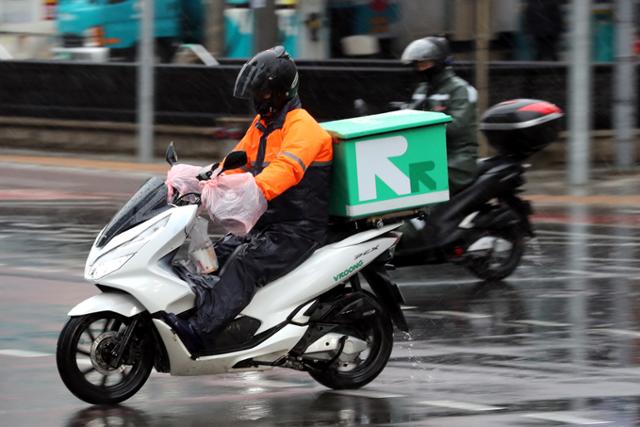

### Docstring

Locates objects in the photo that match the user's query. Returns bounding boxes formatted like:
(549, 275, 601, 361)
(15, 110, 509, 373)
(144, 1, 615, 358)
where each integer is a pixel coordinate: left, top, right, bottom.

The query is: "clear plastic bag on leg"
(188, 217, 218, 274)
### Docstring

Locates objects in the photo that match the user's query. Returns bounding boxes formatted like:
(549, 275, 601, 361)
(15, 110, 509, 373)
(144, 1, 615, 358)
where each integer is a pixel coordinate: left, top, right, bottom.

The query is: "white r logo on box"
(355, 136, 411, 202)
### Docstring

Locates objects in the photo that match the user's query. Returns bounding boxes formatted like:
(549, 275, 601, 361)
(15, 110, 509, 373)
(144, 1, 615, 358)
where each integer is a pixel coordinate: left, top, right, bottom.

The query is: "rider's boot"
(164, 313, 204, 355)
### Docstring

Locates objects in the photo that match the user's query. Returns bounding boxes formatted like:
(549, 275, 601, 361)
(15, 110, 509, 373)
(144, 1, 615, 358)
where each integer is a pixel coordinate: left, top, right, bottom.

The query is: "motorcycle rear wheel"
(465, 225, 526, 281)
(56, 312, 154, 404)
(308, 293, 393, 390)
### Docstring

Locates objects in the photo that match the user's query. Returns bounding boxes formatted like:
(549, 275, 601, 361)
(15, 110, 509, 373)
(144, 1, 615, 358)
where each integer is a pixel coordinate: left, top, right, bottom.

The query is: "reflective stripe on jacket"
(230, 98, 333, 241)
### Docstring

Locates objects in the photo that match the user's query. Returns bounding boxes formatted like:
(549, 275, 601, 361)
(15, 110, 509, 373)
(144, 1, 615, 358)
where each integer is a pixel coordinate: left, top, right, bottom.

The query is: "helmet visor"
(233, 62, 260, 99)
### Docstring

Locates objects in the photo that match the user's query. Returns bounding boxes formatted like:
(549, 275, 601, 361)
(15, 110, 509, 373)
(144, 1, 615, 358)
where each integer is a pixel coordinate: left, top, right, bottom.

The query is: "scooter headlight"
(87, 216, 170, 280)
(88, 254, 134, 280)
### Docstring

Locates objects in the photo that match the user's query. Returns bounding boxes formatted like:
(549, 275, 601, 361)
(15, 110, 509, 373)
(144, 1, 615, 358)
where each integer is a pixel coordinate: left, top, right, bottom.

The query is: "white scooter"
(56, 144, 408, 405)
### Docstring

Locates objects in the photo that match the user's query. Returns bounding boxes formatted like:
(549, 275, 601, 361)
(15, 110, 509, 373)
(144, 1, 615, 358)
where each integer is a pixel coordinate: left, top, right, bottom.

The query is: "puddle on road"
(0, 205, 116, 270)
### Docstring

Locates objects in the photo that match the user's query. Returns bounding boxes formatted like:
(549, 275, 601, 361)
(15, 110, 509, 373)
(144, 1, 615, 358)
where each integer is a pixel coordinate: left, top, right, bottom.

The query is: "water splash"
(401, 331, 433, 384)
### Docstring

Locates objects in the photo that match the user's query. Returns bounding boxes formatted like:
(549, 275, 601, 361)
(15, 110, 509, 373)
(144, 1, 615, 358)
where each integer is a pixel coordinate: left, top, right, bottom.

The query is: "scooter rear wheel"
(308, 293, 393, 389)
(56, 312, 154, 404)
(465, 225, 526, 281)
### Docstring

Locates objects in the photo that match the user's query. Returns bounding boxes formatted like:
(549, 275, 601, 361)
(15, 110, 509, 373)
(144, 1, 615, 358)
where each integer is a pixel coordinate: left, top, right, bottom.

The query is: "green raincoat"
(410, 68, 478, 194)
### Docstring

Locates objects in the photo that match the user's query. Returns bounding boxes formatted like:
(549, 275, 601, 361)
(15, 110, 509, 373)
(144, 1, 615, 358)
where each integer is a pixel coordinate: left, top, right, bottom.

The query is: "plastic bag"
(165, 164, 202, 200)
(201, 172, 267, 236)
(188, 217, 218, 274)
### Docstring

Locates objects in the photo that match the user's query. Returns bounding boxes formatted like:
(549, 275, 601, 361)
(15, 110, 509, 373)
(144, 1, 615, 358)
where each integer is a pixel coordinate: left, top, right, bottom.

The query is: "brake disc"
(90, 331, 120, 375)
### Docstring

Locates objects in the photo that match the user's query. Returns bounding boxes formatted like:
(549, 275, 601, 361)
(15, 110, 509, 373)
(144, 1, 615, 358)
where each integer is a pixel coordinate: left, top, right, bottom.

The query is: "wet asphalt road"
(3, 161, 640, 426)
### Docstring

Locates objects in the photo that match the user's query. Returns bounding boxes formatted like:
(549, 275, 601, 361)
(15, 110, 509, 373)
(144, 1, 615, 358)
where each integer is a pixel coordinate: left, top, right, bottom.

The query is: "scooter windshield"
(96, 177, 170, 248)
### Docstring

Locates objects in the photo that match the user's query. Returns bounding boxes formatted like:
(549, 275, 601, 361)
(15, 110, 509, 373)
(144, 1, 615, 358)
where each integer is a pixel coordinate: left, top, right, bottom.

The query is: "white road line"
(0, 349, 52, 358)
(426, 311, 492, 320)
(241, 379, 309, 389)
(331, 390, 404, 399)
(401, 306, 418, 310)
(511, 320, 572, 327)
(552, 269, 635, 279)
(399, 273, 630, 287)
(538, 291, 597, 298)
(536, 230, 640, 241)
(591, 328, 640, 338)
(581, 257, 640, 263)
(420, 400, 504, 412)
(0, 201, 115, 207)
(599, 265, 640, 272)
(523, 412, 610, 425)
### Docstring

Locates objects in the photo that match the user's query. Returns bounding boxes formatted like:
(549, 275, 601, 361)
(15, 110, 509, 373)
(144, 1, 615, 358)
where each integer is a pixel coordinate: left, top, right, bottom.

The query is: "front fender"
(68, 292, 146, 317)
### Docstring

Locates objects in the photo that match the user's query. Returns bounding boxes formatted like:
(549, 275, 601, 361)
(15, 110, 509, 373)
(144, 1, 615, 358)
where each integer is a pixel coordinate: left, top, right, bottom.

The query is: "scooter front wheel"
(56, 312, 154, 404)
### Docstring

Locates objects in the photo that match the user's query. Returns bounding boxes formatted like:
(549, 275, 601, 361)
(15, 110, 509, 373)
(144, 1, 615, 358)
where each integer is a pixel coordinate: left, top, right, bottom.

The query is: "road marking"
(523, 412, 610, 425)
(536, 230, 640, 241)
(240, 379, 309, 389)
(426, 311, 492, 320)
(600, 265, 640, 272)
(511, 320, 572, 327)
(552, 269, 636, 279)
(401, 305, 418, 310)
(399, 271, 636, 287)
(581, 257, 640, 263)
(0, 349, 51, 358)
(0, 200, 116, 207)
(525, 194, 640, 207)
(538, 291, 597, 298)
(420, 400, 504, 412)
(590, 328, 640, 338)
(0, 154, 168, 174)
(0, 189, 107, 201)
(331, 390, 404, 399)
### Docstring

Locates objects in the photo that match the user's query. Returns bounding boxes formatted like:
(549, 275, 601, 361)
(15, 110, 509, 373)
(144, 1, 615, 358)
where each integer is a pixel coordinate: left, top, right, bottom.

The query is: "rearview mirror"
(223, 151, 248, 171)
(165, 142, 178, 166)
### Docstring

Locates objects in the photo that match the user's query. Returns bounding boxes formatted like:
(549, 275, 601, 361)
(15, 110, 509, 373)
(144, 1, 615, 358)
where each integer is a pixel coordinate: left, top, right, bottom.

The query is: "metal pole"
(253, 0, 278, 53)
(137, 0, 155, 163)
(568, 0, 593, 186)
(614, 0, 636, 170)
(475, 0, 491, 157)
(206, 0, 226, 56)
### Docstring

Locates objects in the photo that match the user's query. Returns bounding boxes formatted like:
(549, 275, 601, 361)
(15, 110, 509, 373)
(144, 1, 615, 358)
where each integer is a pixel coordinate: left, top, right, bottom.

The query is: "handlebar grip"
(196, 170, 212, 181)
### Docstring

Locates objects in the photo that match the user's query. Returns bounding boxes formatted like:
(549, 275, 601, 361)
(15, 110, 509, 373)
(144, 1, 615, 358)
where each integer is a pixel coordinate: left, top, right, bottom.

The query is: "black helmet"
(234, 46, 299, 117)
(401, 36, 451, 67)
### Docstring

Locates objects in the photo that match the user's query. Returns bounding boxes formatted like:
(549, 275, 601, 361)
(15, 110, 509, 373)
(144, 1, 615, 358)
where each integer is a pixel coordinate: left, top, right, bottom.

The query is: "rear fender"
(306, 291, 374, 323)
(68, 292, 146, 317)
(474, 205, 520, 229)
(359, 263, 409, 332)
(502, 195, 535, 236)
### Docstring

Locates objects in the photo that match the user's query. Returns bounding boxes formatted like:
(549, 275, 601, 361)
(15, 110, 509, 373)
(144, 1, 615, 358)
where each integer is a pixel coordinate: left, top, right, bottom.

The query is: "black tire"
(465, 225, 526, 281)
(308, 293, 393, 390)
(56, 312, 154, 405)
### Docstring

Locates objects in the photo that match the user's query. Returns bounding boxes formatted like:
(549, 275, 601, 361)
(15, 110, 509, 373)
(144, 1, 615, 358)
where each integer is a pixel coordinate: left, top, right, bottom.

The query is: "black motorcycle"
(393, 99, 564, 281)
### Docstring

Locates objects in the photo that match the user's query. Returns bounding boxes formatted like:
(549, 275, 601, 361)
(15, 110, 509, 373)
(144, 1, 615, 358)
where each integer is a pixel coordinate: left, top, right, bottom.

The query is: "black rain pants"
(189, 223, 319, 341)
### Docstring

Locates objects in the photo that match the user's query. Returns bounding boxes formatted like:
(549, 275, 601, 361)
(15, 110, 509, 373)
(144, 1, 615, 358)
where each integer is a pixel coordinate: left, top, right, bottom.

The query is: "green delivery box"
(321, 109, 451, 219)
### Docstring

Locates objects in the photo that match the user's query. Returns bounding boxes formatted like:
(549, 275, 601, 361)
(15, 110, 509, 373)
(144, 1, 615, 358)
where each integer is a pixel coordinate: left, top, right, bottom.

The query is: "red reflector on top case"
(518, 102, 562, 115)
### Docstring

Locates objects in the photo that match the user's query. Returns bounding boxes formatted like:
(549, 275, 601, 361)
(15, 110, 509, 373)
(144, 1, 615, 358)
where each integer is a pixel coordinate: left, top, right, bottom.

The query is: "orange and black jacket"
(230, 98, 333, 242)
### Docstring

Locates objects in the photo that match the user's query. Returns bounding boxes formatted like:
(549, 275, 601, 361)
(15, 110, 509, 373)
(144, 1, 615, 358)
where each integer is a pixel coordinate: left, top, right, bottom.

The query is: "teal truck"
(55, 0, 205, 62)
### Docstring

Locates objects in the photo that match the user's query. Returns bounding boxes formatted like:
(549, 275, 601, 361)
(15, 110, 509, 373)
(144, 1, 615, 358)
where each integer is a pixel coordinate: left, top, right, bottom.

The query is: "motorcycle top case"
(321, 110, 451, 219)
(480, 99, 564, 159)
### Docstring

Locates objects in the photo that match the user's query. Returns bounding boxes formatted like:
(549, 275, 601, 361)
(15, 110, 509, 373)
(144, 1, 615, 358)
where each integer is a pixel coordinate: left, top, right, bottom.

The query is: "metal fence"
(0, 60, 635, 128)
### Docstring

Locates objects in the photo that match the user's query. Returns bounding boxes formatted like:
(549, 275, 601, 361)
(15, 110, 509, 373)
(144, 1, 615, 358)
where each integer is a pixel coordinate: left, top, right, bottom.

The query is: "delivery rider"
(165, 46, 333, 354)
(401, 36, 478, 194)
